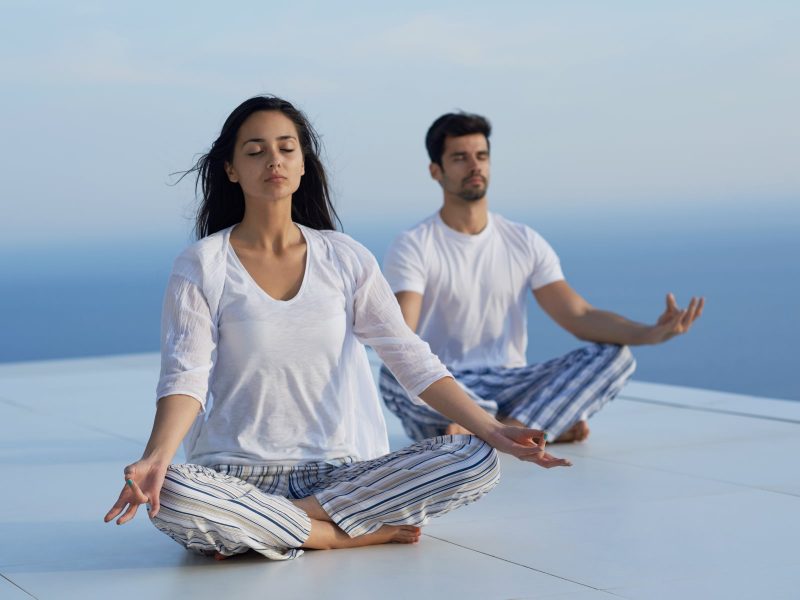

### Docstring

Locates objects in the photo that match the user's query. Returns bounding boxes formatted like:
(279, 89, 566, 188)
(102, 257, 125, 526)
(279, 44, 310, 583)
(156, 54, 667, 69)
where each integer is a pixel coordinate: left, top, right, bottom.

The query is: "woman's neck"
(233, 196, 300, 252)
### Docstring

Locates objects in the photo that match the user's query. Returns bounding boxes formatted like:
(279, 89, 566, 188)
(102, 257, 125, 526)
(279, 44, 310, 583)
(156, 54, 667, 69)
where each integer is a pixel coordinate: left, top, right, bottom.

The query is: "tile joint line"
(619, 395, 800, 425)
(424, 534, 603, 592)
(0, 573, 38, 599)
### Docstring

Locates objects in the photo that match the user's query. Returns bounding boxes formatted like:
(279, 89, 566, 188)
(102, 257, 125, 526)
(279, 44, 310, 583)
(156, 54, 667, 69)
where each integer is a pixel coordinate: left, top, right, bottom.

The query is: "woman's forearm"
(418, 377, 502, 438)
(141, 394, 203, 465)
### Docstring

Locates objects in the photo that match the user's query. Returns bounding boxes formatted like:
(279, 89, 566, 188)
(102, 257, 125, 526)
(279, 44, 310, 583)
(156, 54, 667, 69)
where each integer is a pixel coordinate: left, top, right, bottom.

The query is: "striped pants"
(150, 435, 500, 560)
(381, 343, 636, 442)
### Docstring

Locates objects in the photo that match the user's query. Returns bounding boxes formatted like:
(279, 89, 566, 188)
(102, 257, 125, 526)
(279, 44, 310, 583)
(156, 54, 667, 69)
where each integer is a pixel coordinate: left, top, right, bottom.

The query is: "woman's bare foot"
(291, 496, 421, 549)
(445, 423, 473, 436)
(553, 420, 590, 443)
(213, 524, 421, 558)
(366, 524, 422, 545)
(304, 520, 421, 550)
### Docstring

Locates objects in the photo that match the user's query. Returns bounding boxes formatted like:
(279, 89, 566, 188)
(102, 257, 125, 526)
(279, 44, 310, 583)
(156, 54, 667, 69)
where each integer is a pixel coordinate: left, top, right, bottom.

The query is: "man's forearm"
(567, 309, 651, 346)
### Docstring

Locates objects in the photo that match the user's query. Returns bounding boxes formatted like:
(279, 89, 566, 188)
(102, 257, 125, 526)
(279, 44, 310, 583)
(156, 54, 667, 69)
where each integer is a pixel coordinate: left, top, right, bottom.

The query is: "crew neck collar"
(435, 211, 493, 242)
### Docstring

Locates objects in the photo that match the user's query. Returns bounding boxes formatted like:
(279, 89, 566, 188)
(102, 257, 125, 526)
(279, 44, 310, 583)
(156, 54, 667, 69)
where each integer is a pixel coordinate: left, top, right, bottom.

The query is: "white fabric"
(157, 225, 449, 466)
(383, 212, 564, 371)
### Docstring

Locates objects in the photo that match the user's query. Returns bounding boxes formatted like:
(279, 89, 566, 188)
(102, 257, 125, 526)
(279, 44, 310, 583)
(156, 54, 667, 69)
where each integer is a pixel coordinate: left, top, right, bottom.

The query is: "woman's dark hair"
(188, 95, 340, 239)
(425, 112, 492, 167)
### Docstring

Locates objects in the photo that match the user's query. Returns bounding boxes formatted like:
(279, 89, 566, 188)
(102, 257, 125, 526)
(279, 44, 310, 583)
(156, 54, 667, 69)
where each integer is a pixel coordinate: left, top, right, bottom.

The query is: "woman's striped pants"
(150, 435, 500, 560)
(381, 343, 636, 442)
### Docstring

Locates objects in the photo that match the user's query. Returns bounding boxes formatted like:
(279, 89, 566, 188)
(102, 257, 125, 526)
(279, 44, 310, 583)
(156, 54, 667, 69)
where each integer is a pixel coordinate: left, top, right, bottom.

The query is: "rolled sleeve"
(156, 274, 216, 411)
(344, 239, 450, 400)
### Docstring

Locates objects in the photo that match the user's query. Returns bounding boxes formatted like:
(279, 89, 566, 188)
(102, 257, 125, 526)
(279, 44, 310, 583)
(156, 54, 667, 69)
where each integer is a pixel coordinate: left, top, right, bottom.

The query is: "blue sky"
(1, 1, 798, 249)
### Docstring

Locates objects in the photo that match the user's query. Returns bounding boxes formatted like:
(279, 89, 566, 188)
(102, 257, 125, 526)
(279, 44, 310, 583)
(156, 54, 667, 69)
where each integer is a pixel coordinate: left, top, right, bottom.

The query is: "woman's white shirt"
(156, 225, 449, 466)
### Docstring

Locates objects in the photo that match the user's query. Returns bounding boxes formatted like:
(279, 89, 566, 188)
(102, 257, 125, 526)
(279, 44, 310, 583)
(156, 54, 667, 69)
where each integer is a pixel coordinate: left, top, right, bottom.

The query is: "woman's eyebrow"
(241, 135, 298, 146)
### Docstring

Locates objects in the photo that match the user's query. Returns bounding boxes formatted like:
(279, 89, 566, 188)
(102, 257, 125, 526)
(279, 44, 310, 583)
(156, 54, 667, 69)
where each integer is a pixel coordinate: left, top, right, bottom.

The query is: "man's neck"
(439, 197, 489, 235)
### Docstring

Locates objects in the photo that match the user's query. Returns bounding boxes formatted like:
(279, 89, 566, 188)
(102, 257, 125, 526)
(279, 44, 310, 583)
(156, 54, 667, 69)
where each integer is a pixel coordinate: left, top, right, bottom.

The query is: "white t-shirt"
(383, 212, 564, 371)
(156, 225, 449, 466)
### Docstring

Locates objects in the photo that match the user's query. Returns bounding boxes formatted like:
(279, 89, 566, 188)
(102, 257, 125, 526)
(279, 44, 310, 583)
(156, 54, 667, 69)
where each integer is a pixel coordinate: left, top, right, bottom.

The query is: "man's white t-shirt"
(383, 212, 564, 371)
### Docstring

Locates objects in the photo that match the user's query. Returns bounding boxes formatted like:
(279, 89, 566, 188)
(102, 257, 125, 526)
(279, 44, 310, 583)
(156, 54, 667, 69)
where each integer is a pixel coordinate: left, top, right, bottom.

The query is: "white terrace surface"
(1, 352, 798, 600)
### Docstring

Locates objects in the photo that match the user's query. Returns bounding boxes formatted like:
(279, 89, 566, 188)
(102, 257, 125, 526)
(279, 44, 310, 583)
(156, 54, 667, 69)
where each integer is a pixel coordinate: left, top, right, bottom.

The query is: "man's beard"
(458, 181, 487, 202)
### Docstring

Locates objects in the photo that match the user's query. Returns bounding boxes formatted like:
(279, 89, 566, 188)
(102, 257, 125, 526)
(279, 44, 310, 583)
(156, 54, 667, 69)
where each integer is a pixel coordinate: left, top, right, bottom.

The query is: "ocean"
(2, 210, 798, 401)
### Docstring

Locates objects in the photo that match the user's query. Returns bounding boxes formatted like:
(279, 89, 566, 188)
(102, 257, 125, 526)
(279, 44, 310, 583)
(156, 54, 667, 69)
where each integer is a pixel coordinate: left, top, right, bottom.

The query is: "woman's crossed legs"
(151, 435, 499, 560)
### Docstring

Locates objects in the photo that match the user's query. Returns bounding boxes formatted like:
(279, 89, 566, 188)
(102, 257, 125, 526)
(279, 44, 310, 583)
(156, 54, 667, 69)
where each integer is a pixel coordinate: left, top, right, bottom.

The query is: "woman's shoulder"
(311, 228, 376, 264)
(171, 226, 233, 282)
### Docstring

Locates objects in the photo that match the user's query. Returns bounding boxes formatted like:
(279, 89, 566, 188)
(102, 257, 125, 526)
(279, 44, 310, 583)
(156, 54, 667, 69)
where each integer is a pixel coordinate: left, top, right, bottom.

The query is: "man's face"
(430, 134, 490, 202)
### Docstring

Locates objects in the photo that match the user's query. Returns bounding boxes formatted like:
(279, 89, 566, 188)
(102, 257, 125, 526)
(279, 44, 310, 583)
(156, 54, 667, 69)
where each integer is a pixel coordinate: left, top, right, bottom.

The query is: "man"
(379, 112, 704, 443)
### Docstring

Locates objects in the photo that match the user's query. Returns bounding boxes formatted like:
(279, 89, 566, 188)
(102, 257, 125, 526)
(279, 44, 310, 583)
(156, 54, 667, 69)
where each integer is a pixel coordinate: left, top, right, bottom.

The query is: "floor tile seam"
(0, 573, 38, 599)
(423, 533, 603, 592)
(0, 397, 144, 447)
(566, 427, 800, 459)
(511, 591, 627, 600)
(576, 454, 800, 499)
(0, 396, 38, 413)
(617, 396, 800, 425)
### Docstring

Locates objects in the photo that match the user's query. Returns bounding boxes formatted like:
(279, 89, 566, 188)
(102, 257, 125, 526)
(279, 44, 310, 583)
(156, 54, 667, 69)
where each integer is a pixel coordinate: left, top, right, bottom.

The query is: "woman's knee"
(451, 435, 502, 492)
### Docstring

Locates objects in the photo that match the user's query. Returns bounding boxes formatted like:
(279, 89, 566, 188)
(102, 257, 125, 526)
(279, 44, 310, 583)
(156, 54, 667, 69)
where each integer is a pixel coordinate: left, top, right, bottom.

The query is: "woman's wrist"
(469, 413, 505, 442)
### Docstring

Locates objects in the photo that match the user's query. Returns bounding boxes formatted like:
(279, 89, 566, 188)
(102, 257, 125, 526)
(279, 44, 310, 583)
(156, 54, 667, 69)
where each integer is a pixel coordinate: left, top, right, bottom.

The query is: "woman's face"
(225, 110, 305, 204)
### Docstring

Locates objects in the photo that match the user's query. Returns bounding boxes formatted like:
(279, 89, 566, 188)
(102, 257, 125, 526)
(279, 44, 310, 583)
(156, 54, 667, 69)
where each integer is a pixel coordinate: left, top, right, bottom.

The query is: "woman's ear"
(224, 161, 239, 183)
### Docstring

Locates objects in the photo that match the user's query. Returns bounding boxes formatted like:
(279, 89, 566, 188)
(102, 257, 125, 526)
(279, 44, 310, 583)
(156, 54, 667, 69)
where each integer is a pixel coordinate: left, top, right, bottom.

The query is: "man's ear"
(224, 161, 239, 183)
(429, 162, 442, 182)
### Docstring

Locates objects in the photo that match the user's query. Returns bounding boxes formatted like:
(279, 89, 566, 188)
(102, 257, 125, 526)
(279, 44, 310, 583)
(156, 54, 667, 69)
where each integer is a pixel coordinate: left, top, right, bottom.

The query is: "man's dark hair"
(425, 112, 492, 166)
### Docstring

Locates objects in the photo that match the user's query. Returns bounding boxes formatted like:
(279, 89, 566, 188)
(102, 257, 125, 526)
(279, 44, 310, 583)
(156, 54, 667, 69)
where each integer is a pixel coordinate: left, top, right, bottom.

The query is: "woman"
(104, 96, 570, 560)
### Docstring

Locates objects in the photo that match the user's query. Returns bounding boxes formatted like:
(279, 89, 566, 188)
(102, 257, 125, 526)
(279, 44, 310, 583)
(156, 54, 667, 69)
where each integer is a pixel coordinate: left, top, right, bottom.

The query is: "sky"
(1, 1, 798, 251)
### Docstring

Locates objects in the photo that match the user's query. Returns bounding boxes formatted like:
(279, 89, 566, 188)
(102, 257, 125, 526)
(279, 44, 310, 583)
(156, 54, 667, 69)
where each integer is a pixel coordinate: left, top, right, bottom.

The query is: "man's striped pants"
(150, 435, 500, 560)
(380, 344, 636, 442)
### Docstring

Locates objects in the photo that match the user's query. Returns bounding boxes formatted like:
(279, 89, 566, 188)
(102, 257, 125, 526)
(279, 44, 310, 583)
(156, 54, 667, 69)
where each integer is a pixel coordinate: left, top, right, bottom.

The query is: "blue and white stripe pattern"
(151, 435, 499, 560)
(381, 343, 636, 441)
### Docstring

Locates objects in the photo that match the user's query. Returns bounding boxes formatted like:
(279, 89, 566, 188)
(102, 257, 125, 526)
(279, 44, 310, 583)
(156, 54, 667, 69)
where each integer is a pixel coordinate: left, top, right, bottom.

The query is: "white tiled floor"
(1, 352, 798, 600)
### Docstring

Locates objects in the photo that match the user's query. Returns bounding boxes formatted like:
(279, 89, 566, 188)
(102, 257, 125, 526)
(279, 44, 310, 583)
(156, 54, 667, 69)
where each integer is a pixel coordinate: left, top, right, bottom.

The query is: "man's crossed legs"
(381, 343, 636, 443)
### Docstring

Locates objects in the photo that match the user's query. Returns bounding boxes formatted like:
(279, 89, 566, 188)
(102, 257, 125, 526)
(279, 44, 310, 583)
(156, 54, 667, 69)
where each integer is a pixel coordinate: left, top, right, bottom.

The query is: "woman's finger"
(126, 477, 149, 504)
(117, 502, 140, 525)
(104, 495, 127, 523)
(147, 488, 161, 519)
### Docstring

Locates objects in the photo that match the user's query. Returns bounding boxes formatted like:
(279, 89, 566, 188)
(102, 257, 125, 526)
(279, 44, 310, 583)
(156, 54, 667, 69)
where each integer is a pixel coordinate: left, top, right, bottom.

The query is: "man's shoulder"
(388, 213, 439, 249)
(491, 213, 544, 245)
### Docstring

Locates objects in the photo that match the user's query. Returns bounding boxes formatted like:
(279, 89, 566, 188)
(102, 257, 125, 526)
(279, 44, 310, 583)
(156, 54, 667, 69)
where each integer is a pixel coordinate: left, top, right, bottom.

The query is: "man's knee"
(595, 343, 636, 378)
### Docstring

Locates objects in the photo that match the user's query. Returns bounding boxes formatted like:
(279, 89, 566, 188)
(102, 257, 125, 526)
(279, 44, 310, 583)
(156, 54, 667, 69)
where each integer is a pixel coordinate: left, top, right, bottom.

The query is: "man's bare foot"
(445, 423, 473, 436)
(553, 420, 590, 443)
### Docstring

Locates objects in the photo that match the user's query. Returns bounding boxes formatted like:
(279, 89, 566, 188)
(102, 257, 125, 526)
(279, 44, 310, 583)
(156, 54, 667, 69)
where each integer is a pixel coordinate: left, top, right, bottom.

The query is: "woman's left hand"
(483, 425, 572, 468)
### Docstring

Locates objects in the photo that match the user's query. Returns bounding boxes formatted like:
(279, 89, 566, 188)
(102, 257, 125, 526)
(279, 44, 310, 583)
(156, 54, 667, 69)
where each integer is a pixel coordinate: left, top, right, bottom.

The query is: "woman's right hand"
(104, 459, 169, 525)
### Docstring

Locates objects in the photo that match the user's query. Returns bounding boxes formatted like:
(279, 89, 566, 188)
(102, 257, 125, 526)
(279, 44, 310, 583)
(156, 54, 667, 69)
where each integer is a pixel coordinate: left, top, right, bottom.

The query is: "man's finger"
(695, 297, 705, 318)
(666, 293, 678, 313)
(681, 298, 699, 328)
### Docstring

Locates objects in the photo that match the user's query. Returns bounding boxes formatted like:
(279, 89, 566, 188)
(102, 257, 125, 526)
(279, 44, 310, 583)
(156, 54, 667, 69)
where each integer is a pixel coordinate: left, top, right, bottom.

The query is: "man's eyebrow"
(241, 135, 298, 145)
